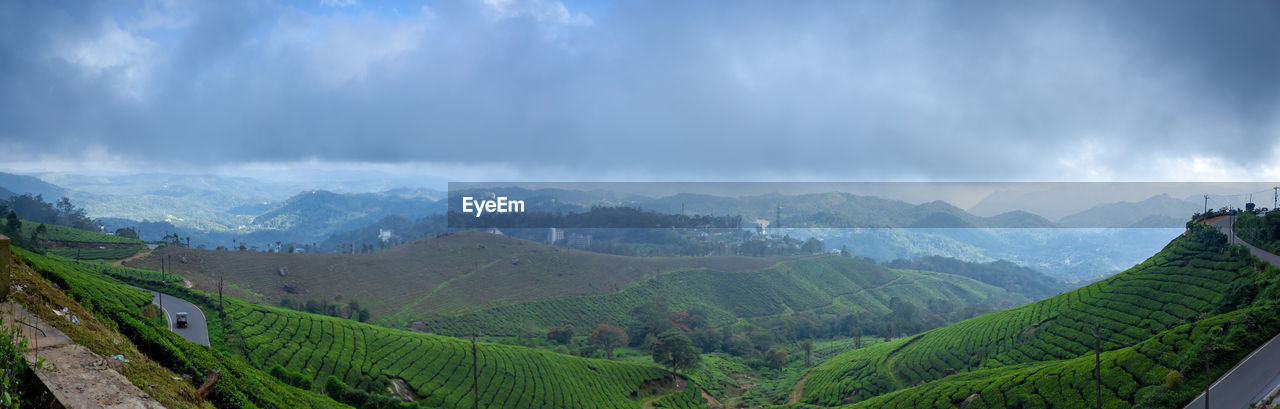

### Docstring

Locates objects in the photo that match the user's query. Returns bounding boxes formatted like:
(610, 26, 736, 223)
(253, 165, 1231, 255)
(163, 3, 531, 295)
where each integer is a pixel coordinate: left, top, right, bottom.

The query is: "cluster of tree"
(0, 194, 97, 231)
(320, 214, 449, 253)
(323, 375, 426, 409)
(737, 234, 825, 257)
(1235, 211, 1280, 253)
(114, 227, 139, 240)
(616, 295, 995, 367)
(1, 211, 44, 250)
(161, 232, 190, 248)
(279, 297, 371, 323)
(449, 205, 743, 229)
(882, 256, 1069, 300)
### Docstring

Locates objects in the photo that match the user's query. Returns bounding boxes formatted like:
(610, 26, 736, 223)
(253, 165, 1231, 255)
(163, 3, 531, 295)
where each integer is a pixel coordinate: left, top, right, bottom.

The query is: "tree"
(587, 324, 628, 359)
(114, 227, 139, 240)
(651, 330, 700, 377)
(766, 347, 787, 370)
(801, 237, 824, 254)
(546, 323, 574, 344)
(799, 339, 814, 367)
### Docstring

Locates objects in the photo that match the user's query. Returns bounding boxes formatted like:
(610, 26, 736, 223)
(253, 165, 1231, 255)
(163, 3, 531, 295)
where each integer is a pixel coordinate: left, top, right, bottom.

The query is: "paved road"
(151, 291, 210, 346)
(1181, 216, 1280, 409)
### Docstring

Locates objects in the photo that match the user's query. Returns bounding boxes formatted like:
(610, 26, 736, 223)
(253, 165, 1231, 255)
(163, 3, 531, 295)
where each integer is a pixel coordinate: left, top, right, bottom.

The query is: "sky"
(1, 0, 1278, 188)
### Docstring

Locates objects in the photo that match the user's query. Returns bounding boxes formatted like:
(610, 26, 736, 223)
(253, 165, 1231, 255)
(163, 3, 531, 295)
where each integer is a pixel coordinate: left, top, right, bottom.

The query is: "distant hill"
(0, 185, 14, 199)
(0, 171, 69, 199)
(881, 256, 1072, 300)
(249, 190, 445, 243)
(317, 214, 448, 252)
(1057, 193, 1201, 227)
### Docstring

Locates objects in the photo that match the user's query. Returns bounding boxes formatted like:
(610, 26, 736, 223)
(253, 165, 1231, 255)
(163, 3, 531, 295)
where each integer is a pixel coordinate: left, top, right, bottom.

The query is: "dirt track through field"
(788, 372, 810, 404)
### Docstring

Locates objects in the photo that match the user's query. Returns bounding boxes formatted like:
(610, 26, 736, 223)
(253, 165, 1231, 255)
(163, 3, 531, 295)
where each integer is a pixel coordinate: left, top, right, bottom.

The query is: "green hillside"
(13, 247, 349, 409)
(16, 219, 142, 245)
(797, 225, 1280, 408)
(418, 255, 1026, 337)
(222, 299, 686, 409)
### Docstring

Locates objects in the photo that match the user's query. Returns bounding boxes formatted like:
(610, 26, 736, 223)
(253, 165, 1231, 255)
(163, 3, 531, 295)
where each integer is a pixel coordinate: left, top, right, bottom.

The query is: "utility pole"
(1274, 186, 1278, 211)
(472, 333, 480, 409)
(1204, 195, 1210, 221)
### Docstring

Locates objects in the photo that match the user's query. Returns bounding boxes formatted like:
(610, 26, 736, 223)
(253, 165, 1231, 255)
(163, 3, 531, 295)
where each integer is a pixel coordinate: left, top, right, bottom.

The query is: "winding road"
(151, 290, 210, 346)
(1180, 216, 1280, 409)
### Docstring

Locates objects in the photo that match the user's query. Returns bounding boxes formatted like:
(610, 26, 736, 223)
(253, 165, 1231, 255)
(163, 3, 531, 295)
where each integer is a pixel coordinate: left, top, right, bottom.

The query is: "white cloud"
(57, 19, 159, 99)
(480, 0, 591, 26)
(320, 0, 359, 7)
(267, 8, 431, 86)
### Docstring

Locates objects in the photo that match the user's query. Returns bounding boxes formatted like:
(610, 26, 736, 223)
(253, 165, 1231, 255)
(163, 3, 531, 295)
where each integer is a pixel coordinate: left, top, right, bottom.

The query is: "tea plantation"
(225, 299, 695, 409)
(797, 225, 1280, 408)
(419, 256, 1024, 336)
(14, 247, 350, 409)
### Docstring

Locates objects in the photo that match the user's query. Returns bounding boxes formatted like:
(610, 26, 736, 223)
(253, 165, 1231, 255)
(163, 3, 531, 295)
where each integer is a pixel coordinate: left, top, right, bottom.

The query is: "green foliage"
(13, 218, 142, 245)
(650, 385, 708, 409)
(1235, 212, 1280, 254)
(47, 246, 141, 260)
(547, 323, 575, 344)
(270, 364, 314, 389)
(800, 231, 1271, 408)
(13, 248, 349, 409)
(0, 315, 37, 409)
(226, 298, 675, 409)
(588, 324, 629, 359)
(653, 330, 701, 374)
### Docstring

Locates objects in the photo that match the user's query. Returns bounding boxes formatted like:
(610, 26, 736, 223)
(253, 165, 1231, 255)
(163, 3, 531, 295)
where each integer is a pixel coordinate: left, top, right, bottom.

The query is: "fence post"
(1, 234, 10, 301)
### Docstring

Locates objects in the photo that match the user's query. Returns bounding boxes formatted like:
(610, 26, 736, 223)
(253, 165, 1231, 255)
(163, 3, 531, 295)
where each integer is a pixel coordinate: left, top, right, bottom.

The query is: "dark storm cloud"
(0, 0, 1277, 180)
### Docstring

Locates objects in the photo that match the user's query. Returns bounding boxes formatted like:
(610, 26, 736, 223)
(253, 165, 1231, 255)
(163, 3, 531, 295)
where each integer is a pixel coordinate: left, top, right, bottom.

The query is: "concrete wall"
(0, 234, 9, 301)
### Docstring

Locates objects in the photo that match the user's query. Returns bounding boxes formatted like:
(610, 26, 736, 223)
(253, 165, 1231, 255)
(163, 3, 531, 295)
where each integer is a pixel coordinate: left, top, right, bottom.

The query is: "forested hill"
(882, 256, 1072, 300)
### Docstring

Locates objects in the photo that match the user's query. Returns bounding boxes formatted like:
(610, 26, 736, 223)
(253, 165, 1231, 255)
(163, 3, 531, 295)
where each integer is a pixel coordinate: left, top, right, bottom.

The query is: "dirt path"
(113, 247, 152, 266)
(788, 372, 810, 404)
(702, 389, 723, 408)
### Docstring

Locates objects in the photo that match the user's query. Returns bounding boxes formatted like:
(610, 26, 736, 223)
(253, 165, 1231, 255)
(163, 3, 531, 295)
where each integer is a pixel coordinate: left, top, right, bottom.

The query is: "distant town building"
(486, 227, 504, 236)
(378, 229, 394, 243)
(567, 233, 592, 248)
(548, 227, 564, 244)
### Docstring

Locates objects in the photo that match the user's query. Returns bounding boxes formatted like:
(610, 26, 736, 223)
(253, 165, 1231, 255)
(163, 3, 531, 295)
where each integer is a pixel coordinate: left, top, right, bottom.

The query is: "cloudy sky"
(1, 0, 1278, 187)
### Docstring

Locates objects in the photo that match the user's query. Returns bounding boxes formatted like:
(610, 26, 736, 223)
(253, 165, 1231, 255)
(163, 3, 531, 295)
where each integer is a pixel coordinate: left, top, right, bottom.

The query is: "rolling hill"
(1057, 194, 1202, 228)
(797, 224, 1280, 408)
(124, 231, 797, 321)
(414, 255, 1027, 337)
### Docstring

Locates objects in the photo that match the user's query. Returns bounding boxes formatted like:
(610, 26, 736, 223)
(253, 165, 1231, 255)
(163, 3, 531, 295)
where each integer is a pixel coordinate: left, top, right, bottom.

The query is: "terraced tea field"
(225, 299, 693, 409)
(419, 256, 1025, 336)
(801, 227, 1277, 408)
